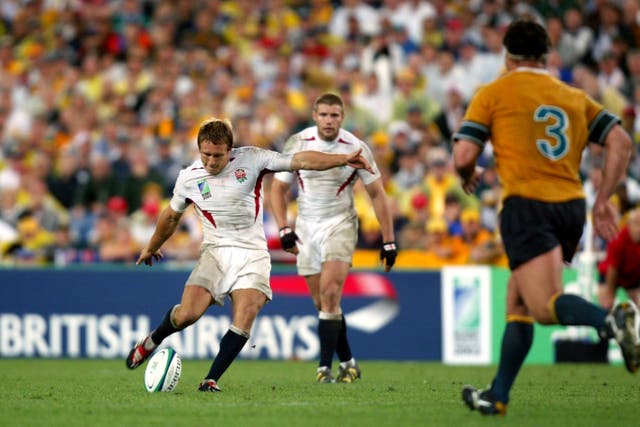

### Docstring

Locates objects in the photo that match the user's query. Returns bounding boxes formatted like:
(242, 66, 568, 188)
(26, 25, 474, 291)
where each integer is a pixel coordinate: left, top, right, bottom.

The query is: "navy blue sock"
(206, 328, 249, 381)
(554, 294, 608, 334)
(318, 316, 342, 369)
(336, 315, 353, 362)
(151, 306, 181, 344)
(491, 321, 534, 404)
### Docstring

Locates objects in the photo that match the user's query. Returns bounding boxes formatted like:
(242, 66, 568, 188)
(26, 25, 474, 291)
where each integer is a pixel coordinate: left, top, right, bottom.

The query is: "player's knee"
(173, 306, 200, 327)
(319, 284, 341, 302)
(529, 305, 555, 325)
(243, 303, 262, 321)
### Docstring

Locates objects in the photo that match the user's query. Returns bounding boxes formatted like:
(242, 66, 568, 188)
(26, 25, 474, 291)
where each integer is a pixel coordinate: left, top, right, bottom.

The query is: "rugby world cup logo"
(234, 168, 247, 183)
(197, 178, 211, 199)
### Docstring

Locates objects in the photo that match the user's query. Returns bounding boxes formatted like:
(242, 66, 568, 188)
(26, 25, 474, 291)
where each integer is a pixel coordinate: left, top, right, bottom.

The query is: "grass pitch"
(1, 359, 638, 427)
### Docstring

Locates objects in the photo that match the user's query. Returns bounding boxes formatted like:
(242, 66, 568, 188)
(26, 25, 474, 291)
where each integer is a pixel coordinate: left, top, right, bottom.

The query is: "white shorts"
(295, 213, 358, 276)
(185, 245, 272, 306)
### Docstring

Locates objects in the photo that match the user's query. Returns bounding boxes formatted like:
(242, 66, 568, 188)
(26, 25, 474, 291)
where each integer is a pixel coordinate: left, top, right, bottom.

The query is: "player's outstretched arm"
(291, 149, 374, 173)
(136, 206, 184, 266)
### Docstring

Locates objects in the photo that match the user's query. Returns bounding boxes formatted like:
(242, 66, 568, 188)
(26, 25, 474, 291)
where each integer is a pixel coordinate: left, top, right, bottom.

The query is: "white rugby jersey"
(274, 127, 380, 220)
(170, 146, 293, 250)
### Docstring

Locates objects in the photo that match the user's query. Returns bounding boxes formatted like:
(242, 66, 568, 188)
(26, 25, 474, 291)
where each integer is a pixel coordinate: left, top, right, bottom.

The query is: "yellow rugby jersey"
(453, 68, 619, 202)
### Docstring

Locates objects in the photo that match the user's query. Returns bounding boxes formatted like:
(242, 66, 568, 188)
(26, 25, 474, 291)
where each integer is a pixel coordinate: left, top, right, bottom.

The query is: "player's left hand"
(346, 149, 374, 174)
(279, 226, 300, 255)
(461, 166, 484, 194)
(380, 241, 397, 272)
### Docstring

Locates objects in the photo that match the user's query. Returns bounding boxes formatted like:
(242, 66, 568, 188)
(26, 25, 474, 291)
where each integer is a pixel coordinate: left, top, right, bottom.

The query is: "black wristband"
(279, 227, 298, 251)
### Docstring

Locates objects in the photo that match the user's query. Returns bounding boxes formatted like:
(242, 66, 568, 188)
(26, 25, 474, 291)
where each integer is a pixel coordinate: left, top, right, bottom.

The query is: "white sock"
(143, 335, 157, 351)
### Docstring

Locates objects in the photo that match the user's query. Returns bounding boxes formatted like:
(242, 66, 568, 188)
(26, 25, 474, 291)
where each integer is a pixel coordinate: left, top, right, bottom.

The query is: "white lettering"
(245, 317, 280, 359)
(0, 314, 22, 356)
(86, 316, 98, 357)
(295, 316, 319, 360)
(120, 315, 150, 355)
(60, 315, 85, 357)
(0, 313, 322, 360)
(196, 316, 223, 358)
(99, 315, 120, 357)
(50, 315, 62, 357)
(273, 316, 297, 359)
(24, 314, 48, 357)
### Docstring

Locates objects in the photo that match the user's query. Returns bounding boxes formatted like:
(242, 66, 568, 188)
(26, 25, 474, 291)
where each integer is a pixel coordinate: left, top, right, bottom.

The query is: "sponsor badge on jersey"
(197, 178, 211, 199)
(234, 168, 247, 183)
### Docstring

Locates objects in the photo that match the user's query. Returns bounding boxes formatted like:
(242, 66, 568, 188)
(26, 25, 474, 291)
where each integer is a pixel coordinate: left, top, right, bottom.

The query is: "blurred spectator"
(353, 72, 393, 126)
(337, 82, 380, 138)
(360, 23, 405, 95)
(597, 51, 626, 93)
(479, 188, 500, 233)
(75, 152, 121, 213)
(434, 82, 467, 142)
(443, 192, 463, 236)
(424, 45, 471, 107)
(454, 208, 500, 264)
(623, 51, 640, 103)
(46, 147, 83, 209)
(90, 212, 138, 263)
(423, 216, 464, 266)
(328, 0, 380, 41)
(390, 23, 420, 57)
(421, 147, 476, 219)
(558, 7, 594, 68)
(129, 185, 162, 249)
(420, 15, 443, 49)
(10, 210, 55, 265)
(589, 1, 635, 64)
(474, 24, 506, 86)
(20, 176, 69, 233)
(391, 67, 441, 125)
(0, 216, 18, 260)
(391, 147, 424, 191)
(398, 220, 426, 250)
(120, 146, 165, 214)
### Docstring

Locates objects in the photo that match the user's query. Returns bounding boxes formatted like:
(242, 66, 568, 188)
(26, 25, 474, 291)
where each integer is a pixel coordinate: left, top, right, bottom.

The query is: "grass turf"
(1, 359, 638, 427)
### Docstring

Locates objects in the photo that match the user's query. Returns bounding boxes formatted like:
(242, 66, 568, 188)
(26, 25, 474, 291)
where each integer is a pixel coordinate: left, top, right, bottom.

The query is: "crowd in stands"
(1, 0, 640, 268)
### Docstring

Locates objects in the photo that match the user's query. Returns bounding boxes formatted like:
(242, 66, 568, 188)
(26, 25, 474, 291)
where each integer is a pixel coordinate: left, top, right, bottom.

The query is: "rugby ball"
(144, 348, 182, 392)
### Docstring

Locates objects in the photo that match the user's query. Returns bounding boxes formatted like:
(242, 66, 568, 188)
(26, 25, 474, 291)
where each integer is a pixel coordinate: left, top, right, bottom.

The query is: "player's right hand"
(461, 166, 484, 194)
(136, 248, 164, 266)
(345, 149, 374, 174)
(592, 198, 619, 241)
(279, 226, 300, 254)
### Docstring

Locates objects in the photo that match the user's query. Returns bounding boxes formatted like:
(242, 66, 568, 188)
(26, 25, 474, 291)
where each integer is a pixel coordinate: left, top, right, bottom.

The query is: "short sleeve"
(273, 133, 302, 183)
(169, 170, 190, 213)
(586, 100, 620, 145)
(452, 85, 491, 148)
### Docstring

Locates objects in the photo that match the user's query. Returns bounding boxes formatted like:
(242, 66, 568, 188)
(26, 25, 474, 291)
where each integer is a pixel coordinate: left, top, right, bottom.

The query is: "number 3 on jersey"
(534, 105, 569, 161)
